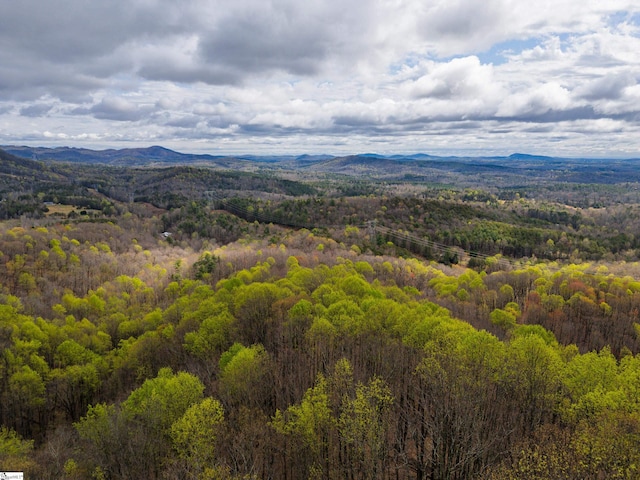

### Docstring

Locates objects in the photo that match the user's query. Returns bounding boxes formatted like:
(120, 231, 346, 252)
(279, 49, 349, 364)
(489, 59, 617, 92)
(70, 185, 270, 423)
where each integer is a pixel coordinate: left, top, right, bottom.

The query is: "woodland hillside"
(2, 147, 640, 479)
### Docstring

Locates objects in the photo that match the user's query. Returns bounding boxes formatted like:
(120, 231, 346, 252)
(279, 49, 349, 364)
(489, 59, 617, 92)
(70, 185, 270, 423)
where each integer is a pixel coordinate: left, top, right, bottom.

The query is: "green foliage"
(272, 374, 333, 449)
(338, 376, 394, 478)
(55, 339, 98, 366)
(184, 308, 235, 360)
(288, 298, 314, 323)
(490, 308, 517, 330)
(506, 334, 564, 432)
(511, 324, 558, 345)
(9, 365, 46, 407)
(0, 425, 34, 458)
(170, 397, 225, 473)
(218, 342, 244, 372)
(122, 368, 205, 432)
(0, 426, 35, 472)
(74, 402, 116, 445)
(218, 344, 268, 400)
(192, 252, 219, 280)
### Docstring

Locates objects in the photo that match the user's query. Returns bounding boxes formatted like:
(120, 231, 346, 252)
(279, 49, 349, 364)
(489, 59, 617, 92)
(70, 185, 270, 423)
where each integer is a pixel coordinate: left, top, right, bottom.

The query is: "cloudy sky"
(1, 0, 640, 156)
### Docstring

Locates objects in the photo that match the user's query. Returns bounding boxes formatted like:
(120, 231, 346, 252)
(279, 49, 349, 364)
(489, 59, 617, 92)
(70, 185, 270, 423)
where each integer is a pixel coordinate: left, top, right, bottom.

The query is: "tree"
(74, 403, 144, 478)
(170, 397, 226, 479)
(490, 307, 517, 330)
(218, 344, 271, 410)
(409, 330, 514, 480)
(0, 426, 35, 474)
(338, 376, 394, 480)
(271, 374, 334, 479)
(183, 307, 235, 365)
(122, 367, 205, 434)
(505, 333, 564, 434)
(8, 365, 46, 435)
(233, 282, 289, 345)
(191, 252, 220, 281)
(75, 368, 205, 479)
(562, 346, 619, 421)
(49, 363, 100, 421)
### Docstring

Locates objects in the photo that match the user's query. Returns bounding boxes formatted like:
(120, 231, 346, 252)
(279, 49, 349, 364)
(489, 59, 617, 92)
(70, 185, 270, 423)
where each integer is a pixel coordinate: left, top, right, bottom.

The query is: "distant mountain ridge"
(0, 147, 46, 172)
(3, 145, 640, 184)
(1, 145, 230, 166)
(2, 144, 635, 165)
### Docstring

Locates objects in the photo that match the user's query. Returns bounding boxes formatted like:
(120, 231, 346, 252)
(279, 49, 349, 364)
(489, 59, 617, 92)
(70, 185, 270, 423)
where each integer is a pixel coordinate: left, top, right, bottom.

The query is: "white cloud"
(497, 83, 573, 118)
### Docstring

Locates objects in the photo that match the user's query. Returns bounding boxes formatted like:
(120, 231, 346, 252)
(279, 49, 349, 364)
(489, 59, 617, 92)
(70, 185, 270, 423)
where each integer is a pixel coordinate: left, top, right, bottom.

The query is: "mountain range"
(2, 144, 640, 184)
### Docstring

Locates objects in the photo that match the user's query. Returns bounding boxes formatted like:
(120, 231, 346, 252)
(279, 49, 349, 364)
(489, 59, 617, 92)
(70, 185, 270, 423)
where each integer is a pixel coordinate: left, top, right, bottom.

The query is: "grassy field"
(44, 203, 99, 217)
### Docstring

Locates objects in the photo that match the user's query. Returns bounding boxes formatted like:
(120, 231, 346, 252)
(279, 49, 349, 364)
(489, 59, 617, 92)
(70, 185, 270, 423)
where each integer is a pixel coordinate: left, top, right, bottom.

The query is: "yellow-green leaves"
(490, 308, 517, 330)
(184, 307, 235, 360)
(272, 374, 332, 448)
(9, 365, 46, 408)
(338, 376, 393, 478)
(0, 426, 35, 473)
(122, 368, 205, 432)
(170, 397, 224, 467)
(218, 343, 269, 405)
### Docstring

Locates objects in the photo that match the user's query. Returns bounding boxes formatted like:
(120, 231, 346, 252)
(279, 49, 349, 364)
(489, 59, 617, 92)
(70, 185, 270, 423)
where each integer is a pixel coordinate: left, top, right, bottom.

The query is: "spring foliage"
(2, 219, 640, 478)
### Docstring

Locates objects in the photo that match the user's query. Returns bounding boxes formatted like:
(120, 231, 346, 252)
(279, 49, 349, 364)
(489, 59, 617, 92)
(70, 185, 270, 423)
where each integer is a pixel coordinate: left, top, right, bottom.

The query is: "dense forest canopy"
(2, 147, 640, 478)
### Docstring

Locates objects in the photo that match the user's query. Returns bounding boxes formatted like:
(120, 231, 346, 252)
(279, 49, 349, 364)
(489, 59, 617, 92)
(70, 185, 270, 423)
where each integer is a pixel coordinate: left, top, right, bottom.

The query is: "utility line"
(206, 191, 512, 269)
(371, 223, 512, 269)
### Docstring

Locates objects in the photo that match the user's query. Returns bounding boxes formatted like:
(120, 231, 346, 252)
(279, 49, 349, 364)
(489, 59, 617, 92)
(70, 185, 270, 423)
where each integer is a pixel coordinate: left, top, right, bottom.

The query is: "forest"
(2, 147, 640, 479)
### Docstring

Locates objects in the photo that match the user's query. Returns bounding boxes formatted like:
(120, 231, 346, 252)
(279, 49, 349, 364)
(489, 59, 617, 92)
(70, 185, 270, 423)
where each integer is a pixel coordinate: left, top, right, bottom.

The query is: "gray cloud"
(0, 1, 190, 61)
(504, 106, 601, 123)
(198, 14, 327, 76)
(19, 103, 54, 117)
(0, 0, 197, 100)
(139, 63, 242, 86)
(0, 0, 377, 97)
(72, 97, 155, 122)
(164, 115, 204, 129)
(575, 73, 637, 100)
(420, 0, 510, 52)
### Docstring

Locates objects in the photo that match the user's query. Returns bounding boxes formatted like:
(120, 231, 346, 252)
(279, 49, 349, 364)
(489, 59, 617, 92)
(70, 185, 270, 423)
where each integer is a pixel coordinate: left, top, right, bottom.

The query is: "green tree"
(218, 343, 270, 409)
(184, 307, 235, 364)
(506, 333, 564, 434)
(192, 252, 219, 280)
(562, 347, 619, 421)
(271, 374, 334, 479)
(74, 402, 151, 478)
(0, 426, 35, 473)
(490, 307, 517, 330)
(122, 367, 205, 434)
(408, 329, 513, 480)
(339, 376, 394, 480)
(8, 365, 46, 433)
(233, 282, 289, 345)
(170, 397, 226, 478)
(75, 368, 205, 479)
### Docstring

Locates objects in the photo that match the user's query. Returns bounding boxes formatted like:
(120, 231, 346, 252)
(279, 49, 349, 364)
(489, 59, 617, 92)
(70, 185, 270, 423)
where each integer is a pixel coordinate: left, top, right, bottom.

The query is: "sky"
(1, 1, 640, 157)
